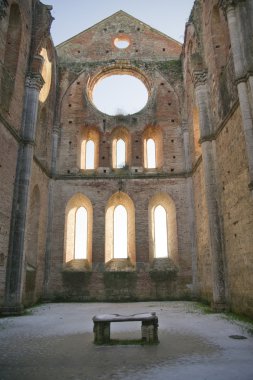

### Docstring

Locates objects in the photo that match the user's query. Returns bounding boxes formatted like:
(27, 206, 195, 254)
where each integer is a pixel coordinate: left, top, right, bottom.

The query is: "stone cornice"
(25, 73, 44, 91)
(192, 70, 208, 88)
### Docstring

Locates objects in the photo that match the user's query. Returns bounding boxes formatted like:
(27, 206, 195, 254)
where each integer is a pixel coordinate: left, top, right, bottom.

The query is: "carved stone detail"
(192, 70, 208, 88)
(25, 73, 44, 91)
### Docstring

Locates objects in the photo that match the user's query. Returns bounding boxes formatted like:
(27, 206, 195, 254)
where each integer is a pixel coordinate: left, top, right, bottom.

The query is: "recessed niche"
(91, 73, 149, 116)
(114, 37, 130, 49)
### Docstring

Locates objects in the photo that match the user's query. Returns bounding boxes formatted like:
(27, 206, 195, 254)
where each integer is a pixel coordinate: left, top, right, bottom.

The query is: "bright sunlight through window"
(147, 138, 156, 168)
(113, 205, 128, 258)
(92, 74, 148, 116)
(74, 207, 88, 259)
(154, 205, 168, 258)
(116, 139, 126, 168)
(85, 140, 95, 169)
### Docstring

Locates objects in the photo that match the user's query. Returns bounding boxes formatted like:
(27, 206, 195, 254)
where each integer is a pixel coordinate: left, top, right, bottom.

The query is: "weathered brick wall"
(184, 0, 253, 316)
(57, 11, 181, 63)
(0, 0, 33, 132)
(22, 161, 50, 306)
(0, 123, 18, 303)
(45, 11, 194, 301)
(0, 0, 33, 305)
(216, 107, 253, 316)
(48, 177, 192, 300)
(192, 163, 213, 301)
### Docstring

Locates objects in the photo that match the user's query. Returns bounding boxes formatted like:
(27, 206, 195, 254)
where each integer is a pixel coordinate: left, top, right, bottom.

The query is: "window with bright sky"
(74, 207, 88, 259)
(147, 138, 156, 168)
(113, 205, 128, 258)
(116, 139, 126, 168)
(154, 205, 168, 258)
(92, 74, 148, 116)
(85, 140, 95, 169)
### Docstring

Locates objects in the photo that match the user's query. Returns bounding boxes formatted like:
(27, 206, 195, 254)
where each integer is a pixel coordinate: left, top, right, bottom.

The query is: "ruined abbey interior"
(0, 0, 253, 318)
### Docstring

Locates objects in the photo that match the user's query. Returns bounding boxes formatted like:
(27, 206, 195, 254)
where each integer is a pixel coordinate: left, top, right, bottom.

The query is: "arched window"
(116, 139, 126, 168)
(143, 126, 163, 169)
(113, 205, 128, 258)
(149, 193, 178, 263)
(105, 192, 135, 264)
(80, 128, 99, 170)
(64, 193, 93, 264)
(74, 207, 88, 259)
(154, 205, 168, 258)
(85, 140, 95, 169)
(146, 138, 156, 168)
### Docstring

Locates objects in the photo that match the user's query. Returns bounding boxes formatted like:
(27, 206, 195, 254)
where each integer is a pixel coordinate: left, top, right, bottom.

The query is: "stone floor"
(0, 301, 253, 380)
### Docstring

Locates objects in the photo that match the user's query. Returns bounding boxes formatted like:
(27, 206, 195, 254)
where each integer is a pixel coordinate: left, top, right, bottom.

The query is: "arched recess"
(142, 126, 163, 169)
(1, 3, 22, 111)
(111, 127, 131, 169)
(26, 185, 41, 268)
(105, 192, 136, 265)
(79, 127, 100, 170)
(64, 193, 93, 265)
(149, 193, 178, 264)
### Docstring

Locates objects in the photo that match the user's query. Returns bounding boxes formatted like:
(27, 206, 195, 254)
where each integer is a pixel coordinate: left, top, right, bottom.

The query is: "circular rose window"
(91, 74, 149, 116)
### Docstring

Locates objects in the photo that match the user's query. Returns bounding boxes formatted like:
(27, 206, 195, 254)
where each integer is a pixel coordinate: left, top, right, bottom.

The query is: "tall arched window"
(64, 194, 93, 264)
(85, 140, 95, 169)
(143, 126, 163, 169)
(116, 139, 126, 168)
(146, 138, 156, 168)
(74, 207, 88, 259)
(113, 205, 128, 258)
(105, 192, 135, 264)
(154, 205, 168, 258)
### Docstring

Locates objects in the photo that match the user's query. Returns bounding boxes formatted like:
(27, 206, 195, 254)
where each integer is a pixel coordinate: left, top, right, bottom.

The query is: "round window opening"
(91, 74, 149, 116)
(114, 37, 130, 49)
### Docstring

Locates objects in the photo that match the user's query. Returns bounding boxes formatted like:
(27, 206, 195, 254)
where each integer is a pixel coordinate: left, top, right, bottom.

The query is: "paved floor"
(0, 302, 253, 380)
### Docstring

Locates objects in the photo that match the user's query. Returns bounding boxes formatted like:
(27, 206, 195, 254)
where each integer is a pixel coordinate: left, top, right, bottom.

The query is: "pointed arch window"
(146, 138, 156, 168)
(116, 139, 126, 168)
(154, 205, 168, 258)
(113, 205, 128, 258)
(74, 207, 88, 259)
(85, 140, 95, 169)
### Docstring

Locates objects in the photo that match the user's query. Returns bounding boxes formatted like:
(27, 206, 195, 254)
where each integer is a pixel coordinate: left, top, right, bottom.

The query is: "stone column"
(51, 124, 60, 176)
(220, 0, 253, 191)
(182, 120, 198, 296)
(43, 124, 60, 297)
(2, 58, 44, 315)
(193, 70, 226, 310)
